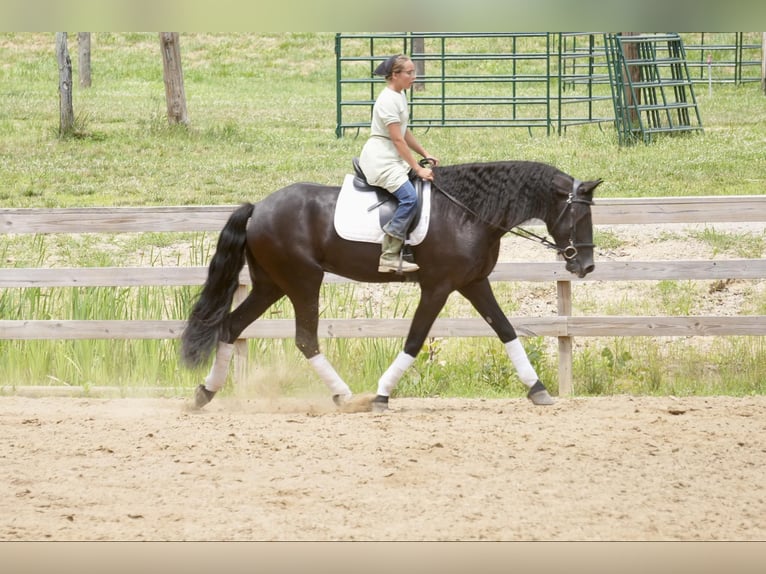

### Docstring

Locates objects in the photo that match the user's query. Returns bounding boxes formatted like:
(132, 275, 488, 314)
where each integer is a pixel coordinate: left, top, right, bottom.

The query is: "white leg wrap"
(505, 338, 539, 388)
(376, 352, 416, 397)
(204, 342, 235, 392)
(308, 354, 352, 397)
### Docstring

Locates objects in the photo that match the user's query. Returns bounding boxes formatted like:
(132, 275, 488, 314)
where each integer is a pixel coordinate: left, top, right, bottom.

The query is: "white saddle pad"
(333, 174, 431, 245)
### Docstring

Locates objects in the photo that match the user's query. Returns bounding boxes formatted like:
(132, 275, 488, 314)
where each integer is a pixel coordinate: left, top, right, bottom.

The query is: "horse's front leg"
(458, 278, 555, 405)
(372, 286, 452, 412)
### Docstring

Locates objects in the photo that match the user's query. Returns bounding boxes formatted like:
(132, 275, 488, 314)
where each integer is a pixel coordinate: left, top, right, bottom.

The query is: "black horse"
(181, 160, 601, 411)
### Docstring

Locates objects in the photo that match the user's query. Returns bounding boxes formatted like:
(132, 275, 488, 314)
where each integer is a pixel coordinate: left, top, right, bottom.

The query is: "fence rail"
(2, 195, 766, 395)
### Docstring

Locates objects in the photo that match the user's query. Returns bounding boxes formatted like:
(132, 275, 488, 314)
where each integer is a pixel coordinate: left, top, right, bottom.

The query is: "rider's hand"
(416, 165, 434, 181)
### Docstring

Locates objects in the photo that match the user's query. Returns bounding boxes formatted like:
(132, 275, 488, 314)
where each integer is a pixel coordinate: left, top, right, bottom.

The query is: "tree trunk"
(55, 32, 74, 137)
(78, 32, 91, 88)
(159, 32, 188, 125)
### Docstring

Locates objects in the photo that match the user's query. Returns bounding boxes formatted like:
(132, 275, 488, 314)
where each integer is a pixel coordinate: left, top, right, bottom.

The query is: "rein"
(509, 178, 594, 260)
(508, 226, 574, 258)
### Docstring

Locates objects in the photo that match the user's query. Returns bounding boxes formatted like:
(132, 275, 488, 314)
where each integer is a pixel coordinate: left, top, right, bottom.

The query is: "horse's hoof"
(527, 380, 556, 406)
(334, 394, 379, 413)
(332, 393, 352, 407)
(193, 384, 216, 409)
(371, 395, 389, 413)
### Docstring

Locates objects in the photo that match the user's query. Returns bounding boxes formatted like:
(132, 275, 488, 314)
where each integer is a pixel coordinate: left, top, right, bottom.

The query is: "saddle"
(351, 157, 424, 239)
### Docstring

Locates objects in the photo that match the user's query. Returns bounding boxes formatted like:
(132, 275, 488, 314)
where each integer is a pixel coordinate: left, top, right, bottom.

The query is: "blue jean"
(382, 180, 417, 240)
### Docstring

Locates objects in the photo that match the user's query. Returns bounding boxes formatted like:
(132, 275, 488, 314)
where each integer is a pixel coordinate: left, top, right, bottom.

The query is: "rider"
(359, 54, 439, 273)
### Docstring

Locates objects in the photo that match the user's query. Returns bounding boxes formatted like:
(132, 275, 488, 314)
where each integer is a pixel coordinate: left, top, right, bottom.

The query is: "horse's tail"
(180, 202, 255, 368)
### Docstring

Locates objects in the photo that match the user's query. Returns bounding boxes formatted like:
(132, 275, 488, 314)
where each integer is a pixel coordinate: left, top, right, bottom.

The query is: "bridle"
(509, 178, 594, 261)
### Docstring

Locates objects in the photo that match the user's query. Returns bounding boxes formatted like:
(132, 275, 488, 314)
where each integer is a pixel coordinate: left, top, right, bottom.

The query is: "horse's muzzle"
(580, 263, 595, 278)
(566, 257, 595, 278)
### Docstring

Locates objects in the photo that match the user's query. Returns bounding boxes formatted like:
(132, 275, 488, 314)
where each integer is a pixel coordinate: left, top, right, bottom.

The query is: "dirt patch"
(2, 394, 765, 541)
(3, 222, 764, 541)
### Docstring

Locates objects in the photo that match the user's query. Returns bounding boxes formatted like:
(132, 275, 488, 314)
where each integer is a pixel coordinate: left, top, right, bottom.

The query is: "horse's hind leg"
(458, 278, 555, 405)
(287, 281, 353, 404)
(371, 285, 453, 412)
(194, 280, 284, 409)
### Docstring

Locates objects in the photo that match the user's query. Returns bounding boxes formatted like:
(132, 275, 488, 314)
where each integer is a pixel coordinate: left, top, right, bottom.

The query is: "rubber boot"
(378, 234, 419, 273)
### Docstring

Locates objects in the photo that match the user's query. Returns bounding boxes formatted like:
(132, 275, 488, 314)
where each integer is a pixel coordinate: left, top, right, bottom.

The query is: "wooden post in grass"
(78, 33, 91, 88)
(159, 32, 188, 125)
(621, 32, 642, 124)
(761, 32, 765, 95)
(55, 32, 74, 137)
(411, 34, 425, 92)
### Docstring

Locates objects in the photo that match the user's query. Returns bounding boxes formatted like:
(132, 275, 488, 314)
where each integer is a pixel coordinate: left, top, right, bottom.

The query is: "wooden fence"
(2, 196, 766, 395)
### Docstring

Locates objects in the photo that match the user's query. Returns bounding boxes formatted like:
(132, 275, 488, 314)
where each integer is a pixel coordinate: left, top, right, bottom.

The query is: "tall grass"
(1, 32, 765, 397)
(574, 336, 766, 397)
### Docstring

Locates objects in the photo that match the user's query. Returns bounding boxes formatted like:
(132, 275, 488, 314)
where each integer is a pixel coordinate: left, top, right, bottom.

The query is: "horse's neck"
(501, 183, 549, 230)
(436, 162, 552, 231)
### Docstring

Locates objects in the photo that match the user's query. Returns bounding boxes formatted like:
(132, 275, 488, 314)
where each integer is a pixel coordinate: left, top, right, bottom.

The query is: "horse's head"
(548, 174, 601, 278)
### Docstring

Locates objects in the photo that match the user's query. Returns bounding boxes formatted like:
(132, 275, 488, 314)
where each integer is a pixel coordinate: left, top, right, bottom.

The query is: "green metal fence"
(557, 33, 613, 134)
(335, 32, 555, 137)
(682, 32, 763, 85)
(335, 32, 762, 139)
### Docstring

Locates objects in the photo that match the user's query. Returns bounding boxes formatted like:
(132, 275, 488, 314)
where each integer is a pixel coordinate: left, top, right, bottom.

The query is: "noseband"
(510, 178, 594, 260)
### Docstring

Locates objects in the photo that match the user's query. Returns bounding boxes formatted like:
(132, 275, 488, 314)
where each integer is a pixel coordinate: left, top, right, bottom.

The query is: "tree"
(159, 32, 188, 125)
(55, 32, 74, 137)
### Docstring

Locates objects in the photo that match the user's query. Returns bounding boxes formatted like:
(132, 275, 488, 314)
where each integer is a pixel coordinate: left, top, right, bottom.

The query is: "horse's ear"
(580, 179, 603, 196)
(553, 175, 603, 196)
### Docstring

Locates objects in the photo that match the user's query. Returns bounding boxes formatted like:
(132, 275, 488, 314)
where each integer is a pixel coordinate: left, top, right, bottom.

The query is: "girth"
(351, 157, 423, 237)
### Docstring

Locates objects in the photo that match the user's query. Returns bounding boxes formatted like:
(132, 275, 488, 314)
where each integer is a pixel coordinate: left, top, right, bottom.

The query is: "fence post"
(411, 34, 425, 92)
(556, 279, 573, 396)
(761, 32, 766, 95)
(55, 32, 74, 137)
(232, 283, 249, 385)
(78, 32, 91, 87)
(159, 32, 188, 125)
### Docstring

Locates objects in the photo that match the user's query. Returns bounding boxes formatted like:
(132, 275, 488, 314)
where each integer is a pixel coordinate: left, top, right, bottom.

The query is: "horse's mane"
(432, 161, 566, 229)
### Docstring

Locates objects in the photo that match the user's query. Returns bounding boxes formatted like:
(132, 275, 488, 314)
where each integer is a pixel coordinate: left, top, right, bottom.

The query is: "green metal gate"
(605, 33, 703, 145)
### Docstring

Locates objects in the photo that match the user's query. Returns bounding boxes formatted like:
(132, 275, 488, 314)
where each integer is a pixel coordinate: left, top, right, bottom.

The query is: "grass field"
(1, 32, 764, 398)
(2, 32, 765, 208)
